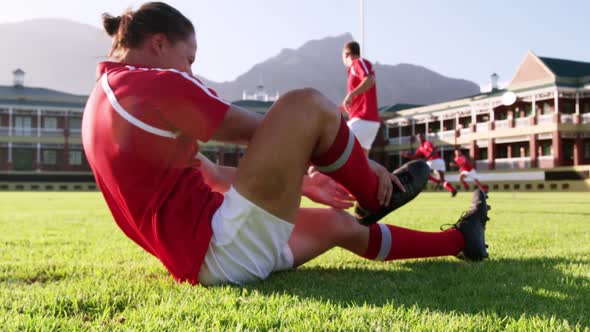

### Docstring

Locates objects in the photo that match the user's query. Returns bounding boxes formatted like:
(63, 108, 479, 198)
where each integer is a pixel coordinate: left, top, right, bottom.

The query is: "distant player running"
(402, 133, 457, 197)
(450, 149, 489, 194)
(341, 41, 380, 155)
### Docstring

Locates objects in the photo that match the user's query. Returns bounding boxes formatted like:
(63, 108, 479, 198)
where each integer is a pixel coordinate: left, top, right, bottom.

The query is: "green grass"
(1, 191, 589, 331)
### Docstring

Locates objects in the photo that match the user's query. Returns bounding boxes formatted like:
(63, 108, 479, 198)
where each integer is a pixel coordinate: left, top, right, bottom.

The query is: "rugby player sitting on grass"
(82, 2, 491, 285)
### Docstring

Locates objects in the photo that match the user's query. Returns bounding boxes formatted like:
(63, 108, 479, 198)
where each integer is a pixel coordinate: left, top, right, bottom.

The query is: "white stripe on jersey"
(100, 73, 180, 139)
(359, 58, 370, 75)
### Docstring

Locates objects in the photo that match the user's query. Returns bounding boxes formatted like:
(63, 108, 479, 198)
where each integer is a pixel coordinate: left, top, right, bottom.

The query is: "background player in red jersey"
(341, 41, 380, 156)
(82, 2, 490, 286)
(450, 149, 489, 194)
(402, 133, 457, 197)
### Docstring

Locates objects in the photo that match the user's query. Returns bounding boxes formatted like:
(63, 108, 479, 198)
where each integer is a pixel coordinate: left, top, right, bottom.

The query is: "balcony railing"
(560, 114, 575, 124)
(515, 117, 531, 128)
(475, 160, 489, 170)
(0, 126, 9, 136)
(439, 130, 455, 139)
(494, 119, 510, 130)
(389, 135, 412, 145)
(495, 157, 531, 170)
(13, 128, 34, 136)
(582, 113, 590, 124)
(460, 127, 471, 135)
(426, 133, 439, 140)
(538, 114, 553, 124)
(69, 129, 82, 138)
(40, 128, 65, 137)
(476, 123, 488, 132)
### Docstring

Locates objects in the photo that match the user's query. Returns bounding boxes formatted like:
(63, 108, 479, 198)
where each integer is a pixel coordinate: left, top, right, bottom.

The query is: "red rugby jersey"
(346, 58, 379, 122)
(415, 140, 441, 161)
(82, 62, 229, 284)
(454, 155, 474, 172)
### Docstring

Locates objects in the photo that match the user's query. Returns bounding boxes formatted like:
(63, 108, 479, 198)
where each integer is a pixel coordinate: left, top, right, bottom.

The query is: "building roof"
(379, 103, 423, 114)
(232, 100, 274, 114)
(0, 85, 87, 109)
(538, 56, 590, 78)
(396, 52, 590, 117)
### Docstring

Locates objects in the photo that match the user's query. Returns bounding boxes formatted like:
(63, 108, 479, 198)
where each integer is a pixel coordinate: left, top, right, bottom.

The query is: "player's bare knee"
(279, 88, 338, 118)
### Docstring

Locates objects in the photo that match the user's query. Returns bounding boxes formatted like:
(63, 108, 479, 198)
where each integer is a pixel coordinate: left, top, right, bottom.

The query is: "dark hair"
(344, 41, 361, 57)
(102, 2, 195, 58)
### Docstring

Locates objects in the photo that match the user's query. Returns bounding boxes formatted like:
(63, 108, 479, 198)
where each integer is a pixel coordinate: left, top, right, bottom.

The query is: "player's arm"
(198, 154, 355, 208)
(348, 75, 376, 97)
(210, 104, 263, 145)
(197, 153, 237, 193)
(343, 75, 375, 109)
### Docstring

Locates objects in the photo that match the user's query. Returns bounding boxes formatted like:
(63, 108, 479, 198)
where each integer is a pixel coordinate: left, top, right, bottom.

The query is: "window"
(442, 120, 454, 130)
(388, 127, 397, 138)
(44, 117, 58, 129)
(497, 145, 508, 158)
(542, 103, 552, 115)
(429, 122, 440, 132)
(69, 150, 82, 165)
(477, 114, 489, 123)
(478, 147, 488, 160)
(540, 142, 552, 156)
(584, 104, 590, 114)
(562, 103, 575, 114)
(524, 105, 533, 116)
(14, 116, 32, 136)
(43, 150, 57, 165)
(69, 118, 82, 131)
(563, 141, 574, 161)
(517, 144, 529, 157)
(460, 117, 471, 128)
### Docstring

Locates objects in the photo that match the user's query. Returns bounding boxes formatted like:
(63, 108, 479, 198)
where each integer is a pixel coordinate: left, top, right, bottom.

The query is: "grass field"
(1, 191, 589, 331)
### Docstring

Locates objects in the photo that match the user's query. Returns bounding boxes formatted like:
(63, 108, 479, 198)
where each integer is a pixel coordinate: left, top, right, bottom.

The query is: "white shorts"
(426, 158, 446, 172)
(460, 169, 479, 181)
(198, 186, 295, 285)
(347, 118, 380, 150)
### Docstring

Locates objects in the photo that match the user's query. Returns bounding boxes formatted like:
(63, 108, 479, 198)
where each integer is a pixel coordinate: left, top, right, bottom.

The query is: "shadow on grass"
(245, 257, 589, 326)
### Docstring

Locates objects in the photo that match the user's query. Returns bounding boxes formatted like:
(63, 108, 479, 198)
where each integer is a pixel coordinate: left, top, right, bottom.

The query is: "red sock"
(460, 180, 469, 190)
(428, 175, 440, 184)
(311, 116, 380, 211)
(362, 223, 464, 260)
(443, 181, 455, 193)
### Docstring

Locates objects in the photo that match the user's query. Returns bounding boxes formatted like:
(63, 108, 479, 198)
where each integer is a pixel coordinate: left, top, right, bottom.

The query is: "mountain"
(0, 19, 111, 95)
(202, 33, 480, 105)
(0, 19, 479, 105)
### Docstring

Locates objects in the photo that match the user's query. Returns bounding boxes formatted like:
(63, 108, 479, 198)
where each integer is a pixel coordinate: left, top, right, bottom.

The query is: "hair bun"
(102, 13, 121, 37)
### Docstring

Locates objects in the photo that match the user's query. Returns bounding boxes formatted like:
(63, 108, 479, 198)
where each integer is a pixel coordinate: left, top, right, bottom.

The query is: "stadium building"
(0, 70, 94, 190)
(377, 51, 590, 191)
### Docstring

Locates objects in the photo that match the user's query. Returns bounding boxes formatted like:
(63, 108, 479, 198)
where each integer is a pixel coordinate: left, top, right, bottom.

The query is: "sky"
(1, 0, 589, 88)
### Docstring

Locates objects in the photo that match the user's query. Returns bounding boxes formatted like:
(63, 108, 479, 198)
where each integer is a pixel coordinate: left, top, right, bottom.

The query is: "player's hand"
(368, 159, 405, 207)
(303, 170, 355, 209)
(341, 93, 352, 111)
